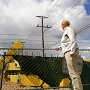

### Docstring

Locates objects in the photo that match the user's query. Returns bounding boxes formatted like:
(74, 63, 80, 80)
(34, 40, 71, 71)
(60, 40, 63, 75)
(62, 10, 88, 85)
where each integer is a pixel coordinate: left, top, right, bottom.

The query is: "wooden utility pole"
(36, 16, 51, 57)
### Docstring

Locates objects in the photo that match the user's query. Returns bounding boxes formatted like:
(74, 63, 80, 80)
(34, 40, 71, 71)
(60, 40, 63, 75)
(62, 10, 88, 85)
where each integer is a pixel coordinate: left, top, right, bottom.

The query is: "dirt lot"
(2, 82, 71, 90)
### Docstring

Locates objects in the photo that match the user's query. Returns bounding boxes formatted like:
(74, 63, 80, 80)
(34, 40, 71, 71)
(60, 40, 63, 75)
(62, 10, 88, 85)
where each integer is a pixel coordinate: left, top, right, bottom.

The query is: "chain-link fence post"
(0, 52, 6, 90)
(0, 71, 1, 90)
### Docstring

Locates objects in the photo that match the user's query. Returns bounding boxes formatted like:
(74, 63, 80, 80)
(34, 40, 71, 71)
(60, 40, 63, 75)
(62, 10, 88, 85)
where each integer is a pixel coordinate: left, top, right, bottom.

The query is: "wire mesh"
(0, 48, 90, 90)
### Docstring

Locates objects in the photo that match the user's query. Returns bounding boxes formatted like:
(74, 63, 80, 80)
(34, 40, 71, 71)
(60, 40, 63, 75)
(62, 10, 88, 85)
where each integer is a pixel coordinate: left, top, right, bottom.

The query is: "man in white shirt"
(55, 20, 83, 90)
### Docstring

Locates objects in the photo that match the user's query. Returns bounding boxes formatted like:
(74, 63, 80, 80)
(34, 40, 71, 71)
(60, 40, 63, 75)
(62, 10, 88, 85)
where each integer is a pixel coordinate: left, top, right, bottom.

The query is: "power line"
(45, 23, 90, 48)
(22, 0, 50, 41)
(1, 1, 89, 49)
(45, 0, 61, 16)
(45, 0, 80, 33)
(21, 0, 78, 42)
(77, 24, 90, 33)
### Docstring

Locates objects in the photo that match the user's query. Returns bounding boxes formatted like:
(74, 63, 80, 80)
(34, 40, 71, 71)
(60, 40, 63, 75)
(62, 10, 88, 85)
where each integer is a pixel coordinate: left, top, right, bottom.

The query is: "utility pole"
(36, 16, 51, 57)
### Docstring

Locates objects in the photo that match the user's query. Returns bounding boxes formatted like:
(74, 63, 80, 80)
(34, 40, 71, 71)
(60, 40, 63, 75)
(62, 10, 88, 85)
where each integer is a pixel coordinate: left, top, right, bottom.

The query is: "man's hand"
(55, 48, 59, 51)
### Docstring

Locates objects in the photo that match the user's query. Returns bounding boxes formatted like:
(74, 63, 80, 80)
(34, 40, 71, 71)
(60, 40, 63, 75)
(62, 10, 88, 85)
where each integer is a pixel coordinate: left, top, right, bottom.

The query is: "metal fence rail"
(0, 48, 90, 90)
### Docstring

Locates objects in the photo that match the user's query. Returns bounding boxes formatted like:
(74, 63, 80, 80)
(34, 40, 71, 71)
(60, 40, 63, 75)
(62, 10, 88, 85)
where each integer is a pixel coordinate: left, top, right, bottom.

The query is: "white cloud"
(0, 0, 90, 49)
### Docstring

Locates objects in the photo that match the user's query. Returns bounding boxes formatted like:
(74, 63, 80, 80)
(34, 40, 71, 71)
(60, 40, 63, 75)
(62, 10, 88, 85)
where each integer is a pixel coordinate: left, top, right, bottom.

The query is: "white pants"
(64, 49, 83, 90)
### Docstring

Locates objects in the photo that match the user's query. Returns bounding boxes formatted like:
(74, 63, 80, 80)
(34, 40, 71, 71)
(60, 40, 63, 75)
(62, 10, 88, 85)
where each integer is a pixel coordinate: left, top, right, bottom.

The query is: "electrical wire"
(45, 23, 90, 48)
(0, 1, 89, 49)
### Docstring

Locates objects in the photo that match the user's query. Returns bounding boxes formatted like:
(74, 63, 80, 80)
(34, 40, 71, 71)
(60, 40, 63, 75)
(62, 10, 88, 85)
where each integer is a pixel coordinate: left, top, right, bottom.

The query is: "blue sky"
(84, 0, 90, 15)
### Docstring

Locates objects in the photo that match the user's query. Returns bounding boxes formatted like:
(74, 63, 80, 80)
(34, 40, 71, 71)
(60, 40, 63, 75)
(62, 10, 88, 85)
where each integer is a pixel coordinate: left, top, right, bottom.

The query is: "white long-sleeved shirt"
(61, 27, 78, 55)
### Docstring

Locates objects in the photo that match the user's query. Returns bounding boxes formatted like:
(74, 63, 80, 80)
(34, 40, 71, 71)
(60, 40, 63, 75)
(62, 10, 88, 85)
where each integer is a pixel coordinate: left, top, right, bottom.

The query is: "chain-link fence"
(0, 48, 90, 90)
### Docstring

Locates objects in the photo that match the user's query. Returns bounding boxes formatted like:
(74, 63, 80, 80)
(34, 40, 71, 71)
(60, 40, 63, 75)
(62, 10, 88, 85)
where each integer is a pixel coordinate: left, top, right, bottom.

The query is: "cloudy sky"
(0, 0, 90, 50)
